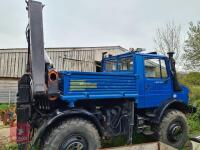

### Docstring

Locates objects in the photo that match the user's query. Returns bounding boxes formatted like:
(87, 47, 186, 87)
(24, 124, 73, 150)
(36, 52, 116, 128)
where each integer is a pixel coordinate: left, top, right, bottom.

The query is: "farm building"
(0, 46, 128, 103)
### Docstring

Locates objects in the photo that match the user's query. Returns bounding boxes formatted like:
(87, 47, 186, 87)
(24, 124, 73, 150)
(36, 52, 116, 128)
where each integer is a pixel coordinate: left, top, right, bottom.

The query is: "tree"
(183, 21, 200, 71)
(154, 22, 181, 60)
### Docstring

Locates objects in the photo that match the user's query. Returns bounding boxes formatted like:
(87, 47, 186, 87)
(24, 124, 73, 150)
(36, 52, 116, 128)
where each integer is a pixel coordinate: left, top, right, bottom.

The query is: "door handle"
(154, 81, 164, 84)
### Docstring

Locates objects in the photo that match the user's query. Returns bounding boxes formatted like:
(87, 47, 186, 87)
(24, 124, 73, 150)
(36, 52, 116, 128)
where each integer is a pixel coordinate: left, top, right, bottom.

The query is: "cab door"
(144, 57, 173, 107)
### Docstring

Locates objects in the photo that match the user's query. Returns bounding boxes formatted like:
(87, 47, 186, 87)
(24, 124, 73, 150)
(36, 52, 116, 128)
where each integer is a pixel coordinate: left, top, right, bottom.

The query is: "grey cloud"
(0, 0, 199, 50)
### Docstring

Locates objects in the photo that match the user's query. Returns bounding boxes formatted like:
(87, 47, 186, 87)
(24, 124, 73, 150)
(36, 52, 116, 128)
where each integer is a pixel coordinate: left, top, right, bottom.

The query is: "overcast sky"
(0, 0, 199, 51)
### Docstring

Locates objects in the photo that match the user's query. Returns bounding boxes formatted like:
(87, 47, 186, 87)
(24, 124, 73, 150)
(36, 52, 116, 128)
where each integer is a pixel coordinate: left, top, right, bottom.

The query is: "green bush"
(187, 99, 200, 135)
(188, 114, 200, 135)
(0, 104, 9, 111)
(189, 86, 200, 102)
(179, 72, 200, 86)
(179, 72, 200, 135)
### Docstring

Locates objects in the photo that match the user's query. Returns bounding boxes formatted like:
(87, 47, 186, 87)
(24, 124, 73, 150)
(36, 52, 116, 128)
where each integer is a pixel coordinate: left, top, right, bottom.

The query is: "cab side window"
(105, 59, 117, 72)
(144, 58, 168, 78)
(118, 57, 133, 71)
(160, 59, 168, 78)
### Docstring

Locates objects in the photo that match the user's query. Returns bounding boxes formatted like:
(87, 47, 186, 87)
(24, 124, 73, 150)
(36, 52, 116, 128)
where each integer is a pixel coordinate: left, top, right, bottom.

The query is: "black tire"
(42, 118, 101, 150)
(158, 109, 188, 149)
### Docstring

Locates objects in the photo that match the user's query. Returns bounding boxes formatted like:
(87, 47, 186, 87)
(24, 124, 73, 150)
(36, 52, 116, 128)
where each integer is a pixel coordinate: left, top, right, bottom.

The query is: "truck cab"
(102, 52, 189, 108)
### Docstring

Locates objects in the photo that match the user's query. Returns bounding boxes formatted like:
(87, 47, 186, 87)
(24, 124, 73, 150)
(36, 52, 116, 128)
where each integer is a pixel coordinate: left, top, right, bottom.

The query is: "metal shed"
(0, 46, 127, 103)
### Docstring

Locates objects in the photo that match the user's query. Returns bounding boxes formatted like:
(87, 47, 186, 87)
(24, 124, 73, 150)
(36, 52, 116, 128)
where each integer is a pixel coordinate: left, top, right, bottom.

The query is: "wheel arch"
(154, 99, 189, 124)
(48, 109, 104, 136)
(33, 109, 104, 146)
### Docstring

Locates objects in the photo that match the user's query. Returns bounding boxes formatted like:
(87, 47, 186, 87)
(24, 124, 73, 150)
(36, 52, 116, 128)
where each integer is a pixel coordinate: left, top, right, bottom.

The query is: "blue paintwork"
(59, 52, 189, 108)
(175, 85, 189, 104)
(142, 55, 173, 108)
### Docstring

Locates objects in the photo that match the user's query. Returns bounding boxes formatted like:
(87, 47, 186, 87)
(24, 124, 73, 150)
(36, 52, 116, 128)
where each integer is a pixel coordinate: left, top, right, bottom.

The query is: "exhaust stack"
(167, 52, 182, 91)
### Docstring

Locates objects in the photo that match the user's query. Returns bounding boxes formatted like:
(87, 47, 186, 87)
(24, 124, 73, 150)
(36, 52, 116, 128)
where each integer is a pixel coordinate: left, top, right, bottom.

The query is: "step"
(142, 130, 154, 135)
(145, 113, 156, 118)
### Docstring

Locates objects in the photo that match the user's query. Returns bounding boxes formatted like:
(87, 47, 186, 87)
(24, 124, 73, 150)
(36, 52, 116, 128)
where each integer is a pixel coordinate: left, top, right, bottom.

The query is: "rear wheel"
(158, 109, 188, 149)
(42, 118, 101, 150)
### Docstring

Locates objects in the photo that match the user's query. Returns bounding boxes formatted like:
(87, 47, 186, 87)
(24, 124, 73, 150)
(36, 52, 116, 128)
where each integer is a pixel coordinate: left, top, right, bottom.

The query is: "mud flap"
(17, 107, 30, 144)
(17, 74, 32, 146)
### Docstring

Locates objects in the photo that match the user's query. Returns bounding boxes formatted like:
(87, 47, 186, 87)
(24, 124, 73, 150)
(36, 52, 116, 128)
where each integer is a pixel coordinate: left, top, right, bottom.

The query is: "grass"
(0, 143, 18, 150)
(188, 114, 200, 136)
(187, 86, 200, 136)
(0, 104, 9, 111)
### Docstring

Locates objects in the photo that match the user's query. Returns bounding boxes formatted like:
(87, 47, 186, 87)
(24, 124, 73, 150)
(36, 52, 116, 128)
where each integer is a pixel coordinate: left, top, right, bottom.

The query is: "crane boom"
(28, 0, 46, 95)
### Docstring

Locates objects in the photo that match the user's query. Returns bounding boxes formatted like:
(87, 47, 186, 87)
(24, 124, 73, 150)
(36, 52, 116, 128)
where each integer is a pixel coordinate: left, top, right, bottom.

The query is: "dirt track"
(0, 127, 10, 144)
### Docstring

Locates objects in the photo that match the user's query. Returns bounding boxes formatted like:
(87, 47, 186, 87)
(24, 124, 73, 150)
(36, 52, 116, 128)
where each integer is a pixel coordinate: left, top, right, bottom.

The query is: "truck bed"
(59, 71, 138, 103)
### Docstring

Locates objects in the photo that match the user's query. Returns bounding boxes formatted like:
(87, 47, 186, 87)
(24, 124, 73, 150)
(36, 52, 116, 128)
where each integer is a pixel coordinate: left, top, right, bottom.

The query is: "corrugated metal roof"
(0, 46, 127, 52)
(0, 46, 127, 78)
(0, 50, 95, 78)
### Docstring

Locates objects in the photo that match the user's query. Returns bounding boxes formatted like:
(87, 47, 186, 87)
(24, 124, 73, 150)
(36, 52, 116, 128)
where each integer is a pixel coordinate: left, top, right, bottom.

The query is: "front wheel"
(42, 118, 101, 150)
(158, 109, 188, 149)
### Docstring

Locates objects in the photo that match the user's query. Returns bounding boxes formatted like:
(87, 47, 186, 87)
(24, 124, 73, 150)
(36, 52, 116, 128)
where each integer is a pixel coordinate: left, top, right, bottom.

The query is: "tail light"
(48, 69, 58, 82)
(48, 69, 59, 100)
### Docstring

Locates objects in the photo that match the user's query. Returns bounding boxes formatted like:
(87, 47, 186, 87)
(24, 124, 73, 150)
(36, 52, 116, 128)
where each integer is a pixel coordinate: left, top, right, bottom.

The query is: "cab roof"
(103, 51, 168, 61)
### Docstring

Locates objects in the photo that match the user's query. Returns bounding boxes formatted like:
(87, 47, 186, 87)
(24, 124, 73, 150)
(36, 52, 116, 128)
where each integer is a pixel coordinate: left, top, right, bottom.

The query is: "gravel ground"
(0, 127, 9, 142)
(0, 127, 16, 150)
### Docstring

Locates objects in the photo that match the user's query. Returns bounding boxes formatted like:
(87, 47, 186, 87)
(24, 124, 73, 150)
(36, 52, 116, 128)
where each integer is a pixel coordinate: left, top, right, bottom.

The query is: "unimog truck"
(17, 0, 195, 149)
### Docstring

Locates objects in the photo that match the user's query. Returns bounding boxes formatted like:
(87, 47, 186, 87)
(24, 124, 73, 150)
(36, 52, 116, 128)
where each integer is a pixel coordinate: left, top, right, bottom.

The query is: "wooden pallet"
(101, 142, 177, 150)
(191, 136, 200, 150)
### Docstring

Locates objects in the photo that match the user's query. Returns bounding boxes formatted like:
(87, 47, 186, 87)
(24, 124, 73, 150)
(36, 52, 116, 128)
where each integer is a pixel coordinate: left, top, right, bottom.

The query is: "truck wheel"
(158, 109, 188, 149)
(42, 118, 101, 150)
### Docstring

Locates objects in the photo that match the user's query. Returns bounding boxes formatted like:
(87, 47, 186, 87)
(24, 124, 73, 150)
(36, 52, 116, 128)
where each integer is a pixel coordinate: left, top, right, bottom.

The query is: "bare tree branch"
(154, 21, 181, 60)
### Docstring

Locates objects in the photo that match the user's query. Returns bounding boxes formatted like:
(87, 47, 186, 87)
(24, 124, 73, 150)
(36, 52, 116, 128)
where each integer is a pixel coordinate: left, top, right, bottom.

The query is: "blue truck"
(16, 1, 195, 150)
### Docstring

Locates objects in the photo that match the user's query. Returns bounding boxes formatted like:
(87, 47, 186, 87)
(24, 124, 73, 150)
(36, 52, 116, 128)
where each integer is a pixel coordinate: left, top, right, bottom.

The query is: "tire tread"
(42, 118, 101, 150)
